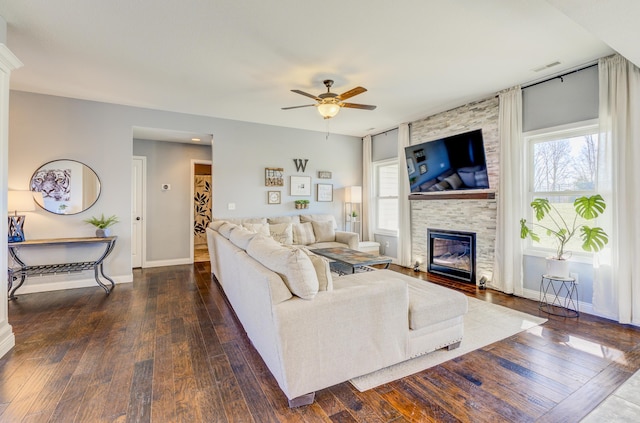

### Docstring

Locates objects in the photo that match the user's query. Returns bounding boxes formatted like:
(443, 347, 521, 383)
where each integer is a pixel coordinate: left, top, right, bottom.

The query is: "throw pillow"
(300, 214, 337, 229)
(299, 247, 333, 291)
(429, 180, 451, 191)
(269, 223, 294, 245)
(246, 235, 319, 300)
(311, 220, 335, 242)
(474, 171, 489, 188)
(209, 220, 226, 231)
(419, 178, 438, 191)
(436, 168, 456, 182)
(457, 169, 477, 187)
(243, 223, 270, 237)
(444, 173, 464, 190)
(292, 222, 316, 245)
(218, 222, 237, 239)
(229, 226, 257, 250)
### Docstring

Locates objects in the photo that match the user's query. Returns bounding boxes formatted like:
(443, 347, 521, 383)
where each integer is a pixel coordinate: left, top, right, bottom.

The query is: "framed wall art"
(317, 183, 333, 202)
(318, 171, 332, 179)
(265, 167, 284, 186)
(290, 176, 311, 196)
(267, 191, 281, 204)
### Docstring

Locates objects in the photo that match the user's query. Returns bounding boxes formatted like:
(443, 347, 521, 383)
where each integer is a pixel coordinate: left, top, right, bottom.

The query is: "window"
(373, 159, 398, 234)
(524, 121, 599, 255)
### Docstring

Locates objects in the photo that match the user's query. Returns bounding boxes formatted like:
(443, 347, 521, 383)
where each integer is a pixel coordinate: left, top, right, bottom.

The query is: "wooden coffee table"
(311, 247, 392, 274)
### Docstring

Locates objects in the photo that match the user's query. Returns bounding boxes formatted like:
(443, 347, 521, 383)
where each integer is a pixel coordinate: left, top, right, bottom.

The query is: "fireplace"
(428, 229, 476, 284)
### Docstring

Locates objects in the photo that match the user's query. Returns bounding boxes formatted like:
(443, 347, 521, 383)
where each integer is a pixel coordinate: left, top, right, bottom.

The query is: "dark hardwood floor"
(2, 263, 639, 422)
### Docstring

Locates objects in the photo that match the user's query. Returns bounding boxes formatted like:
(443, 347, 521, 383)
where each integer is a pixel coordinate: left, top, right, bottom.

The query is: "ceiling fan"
(282, 79, 377, 119)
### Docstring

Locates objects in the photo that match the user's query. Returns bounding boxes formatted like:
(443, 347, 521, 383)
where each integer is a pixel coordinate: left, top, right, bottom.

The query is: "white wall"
(8, 91, 361, 294)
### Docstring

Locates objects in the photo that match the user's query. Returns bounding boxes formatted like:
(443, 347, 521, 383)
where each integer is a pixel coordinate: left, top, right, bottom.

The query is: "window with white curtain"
(524, 120, 599, 256)
(373, 159, 398, 235)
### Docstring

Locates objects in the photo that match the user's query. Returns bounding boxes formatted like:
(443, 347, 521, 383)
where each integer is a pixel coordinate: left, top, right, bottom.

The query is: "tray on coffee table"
(310, 247, 391, 275)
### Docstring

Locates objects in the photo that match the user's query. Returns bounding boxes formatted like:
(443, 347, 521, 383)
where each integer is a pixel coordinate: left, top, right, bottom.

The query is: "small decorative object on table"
(84, 213, 119, 237)
(294, 200, 309, 209)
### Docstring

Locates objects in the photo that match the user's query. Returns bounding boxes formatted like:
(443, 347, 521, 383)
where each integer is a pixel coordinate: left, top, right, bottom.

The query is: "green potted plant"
(84, 213, 119, 237)
(520, 194, 609, 277)
(294, 199, 309, 209)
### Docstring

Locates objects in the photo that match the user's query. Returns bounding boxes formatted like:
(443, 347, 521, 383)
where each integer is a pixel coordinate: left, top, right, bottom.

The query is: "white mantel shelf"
(408, 191, 496, 201)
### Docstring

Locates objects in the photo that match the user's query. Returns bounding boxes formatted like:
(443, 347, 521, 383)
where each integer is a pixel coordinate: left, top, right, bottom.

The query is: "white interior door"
(132, 156, 146, 268)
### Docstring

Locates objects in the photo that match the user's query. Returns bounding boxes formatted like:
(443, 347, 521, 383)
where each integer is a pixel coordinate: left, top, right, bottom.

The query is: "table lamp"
(8, 190, 37, 243)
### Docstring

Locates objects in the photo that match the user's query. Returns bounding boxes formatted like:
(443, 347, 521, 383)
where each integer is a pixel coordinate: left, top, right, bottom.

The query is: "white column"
(0, 39, 24, 358)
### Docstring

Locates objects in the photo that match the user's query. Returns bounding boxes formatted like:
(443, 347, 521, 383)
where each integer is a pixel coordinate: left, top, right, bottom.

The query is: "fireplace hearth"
(428, 229, 476, 284)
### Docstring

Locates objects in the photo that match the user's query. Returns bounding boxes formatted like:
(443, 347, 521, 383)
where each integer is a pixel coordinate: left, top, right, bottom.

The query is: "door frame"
(132, 156, 147, 268)
(191, 159, 212, 263)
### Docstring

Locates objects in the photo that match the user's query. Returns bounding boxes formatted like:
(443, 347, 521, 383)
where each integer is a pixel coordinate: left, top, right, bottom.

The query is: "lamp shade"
(317, 102, 341, 119)
(8, 191, 36, 213)
(345, 186, 362, 203)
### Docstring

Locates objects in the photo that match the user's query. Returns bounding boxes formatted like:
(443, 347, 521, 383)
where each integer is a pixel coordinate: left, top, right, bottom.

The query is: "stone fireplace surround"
(408, 97, 499, 284)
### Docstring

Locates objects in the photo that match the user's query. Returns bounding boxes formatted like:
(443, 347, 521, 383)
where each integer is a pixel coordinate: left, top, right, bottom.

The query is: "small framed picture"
(290, 176, 311, 196)
(419, 164, 428, 174)
(265, 167, 284, 186)
(407, 157, 415, 175)
(318, 171, 332, 179)
(317, 184, 333, 202)
(267, 190, 281, 204)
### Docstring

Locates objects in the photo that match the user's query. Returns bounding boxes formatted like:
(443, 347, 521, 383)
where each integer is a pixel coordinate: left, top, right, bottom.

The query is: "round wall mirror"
(30, 159, 101, 215)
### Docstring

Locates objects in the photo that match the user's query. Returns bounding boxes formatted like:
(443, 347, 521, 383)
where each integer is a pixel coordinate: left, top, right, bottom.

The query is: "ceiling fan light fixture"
(317, 102, 341, 119)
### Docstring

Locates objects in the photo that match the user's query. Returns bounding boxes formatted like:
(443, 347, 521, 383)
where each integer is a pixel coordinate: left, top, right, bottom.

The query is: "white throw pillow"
(311, 220, 335, 242)
(300, 214, 337, 229)
(270, 223, 294, 245)
(229, 226, 257, 250)
(218, 222, 237, 239)
(292, 222, 316, 245)
(243, 222, 270, 237)
(246, 235, 319, 300)
(268, 215, 301, 225)
(299, 247, 333, 291)
(209, 220, 226, 231)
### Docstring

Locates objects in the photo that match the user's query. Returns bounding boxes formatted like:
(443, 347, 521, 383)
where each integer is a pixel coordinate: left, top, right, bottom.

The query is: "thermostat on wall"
(161, 184, 171, 191)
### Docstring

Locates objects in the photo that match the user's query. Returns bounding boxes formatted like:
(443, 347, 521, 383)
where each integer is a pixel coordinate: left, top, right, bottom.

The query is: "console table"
(7, 236, 117, 300)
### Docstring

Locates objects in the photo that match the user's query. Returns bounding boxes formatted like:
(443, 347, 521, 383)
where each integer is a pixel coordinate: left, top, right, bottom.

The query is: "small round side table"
(539, 274, 579, 318)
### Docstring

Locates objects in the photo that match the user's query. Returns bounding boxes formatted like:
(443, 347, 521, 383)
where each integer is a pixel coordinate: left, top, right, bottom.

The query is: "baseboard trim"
(0, 323, 16, 358)
(522, 287, 594, 316)
(143, 258, 192, 268)
(15, 274, 133, 296)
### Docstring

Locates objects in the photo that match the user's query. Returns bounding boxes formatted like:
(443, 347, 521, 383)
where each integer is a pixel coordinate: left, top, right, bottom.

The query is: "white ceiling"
(0, 0, 637, 138)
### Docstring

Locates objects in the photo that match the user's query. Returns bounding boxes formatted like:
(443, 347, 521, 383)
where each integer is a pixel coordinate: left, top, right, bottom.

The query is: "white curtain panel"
(594, 54, 640, 324)
(397, 123, 412, 267)
(361, 135, 373, 242)
(492, 86, 523, 295)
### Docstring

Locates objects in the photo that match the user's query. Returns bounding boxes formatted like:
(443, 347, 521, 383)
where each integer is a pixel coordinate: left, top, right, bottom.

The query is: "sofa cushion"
(407, 280, 468, 329)
(311, 220, 335, 242)
(436, 168, 456, 182)
(246, 235, 319, 300)
(218, 222, 238, 239)
(229, 226, 257, 250)
(300, 214, 338, 230)
(243, 222, 270, 237)
(299, 247, 333, 291)
(270, 223, 294, 245)
(457, 169, 477, 187)
(268, 215, 301, 225)
(292, 222, 316, 245)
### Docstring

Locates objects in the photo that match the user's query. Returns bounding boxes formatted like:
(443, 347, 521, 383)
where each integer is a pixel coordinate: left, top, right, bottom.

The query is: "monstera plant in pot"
(520, 194, 609, 278)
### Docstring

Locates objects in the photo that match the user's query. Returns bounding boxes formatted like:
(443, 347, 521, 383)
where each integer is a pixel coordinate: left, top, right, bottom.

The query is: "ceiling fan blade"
(342, 102, 377, 110)
(291, 89, 321, 101)
(338, 86, 367, 100)
(282, 104, 316, 110)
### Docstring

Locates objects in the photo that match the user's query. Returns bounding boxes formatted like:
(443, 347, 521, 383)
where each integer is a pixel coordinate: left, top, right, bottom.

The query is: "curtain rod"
(522, 62, 598, 90)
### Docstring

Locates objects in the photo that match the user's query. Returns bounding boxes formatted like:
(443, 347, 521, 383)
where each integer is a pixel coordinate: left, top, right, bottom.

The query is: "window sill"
(523, 249, 593, 265)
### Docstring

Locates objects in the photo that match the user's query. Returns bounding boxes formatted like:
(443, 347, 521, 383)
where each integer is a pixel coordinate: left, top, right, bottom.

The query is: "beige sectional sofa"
(206, 214, 468, 407)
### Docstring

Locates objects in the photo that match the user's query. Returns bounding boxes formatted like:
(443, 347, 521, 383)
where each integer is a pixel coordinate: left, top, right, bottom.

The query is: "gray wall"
(8, 91, 361, 293)
(133, 139, 212, 263)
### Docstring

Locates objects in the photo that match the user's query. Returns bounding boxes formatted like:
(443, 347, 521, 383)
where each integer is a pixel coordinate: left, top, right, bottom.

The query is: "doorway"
(192, 160, 212, 263)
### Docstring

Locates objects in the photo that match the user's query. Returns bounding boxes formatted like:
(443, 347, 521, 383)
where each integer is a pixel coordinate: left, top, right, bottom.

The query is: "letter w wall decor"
(293, 159, 308, 172)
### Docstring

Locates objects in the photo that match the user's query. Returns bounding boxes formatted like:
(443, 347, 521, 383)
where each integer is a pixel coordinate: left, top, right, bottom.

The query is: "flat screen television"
(405, 129, 489, 193)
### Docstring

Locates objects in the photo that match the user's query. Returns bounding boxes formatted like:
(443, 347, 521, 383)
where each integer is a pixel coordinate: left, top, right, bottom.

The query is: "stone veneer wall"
(410, 96, 499, 282)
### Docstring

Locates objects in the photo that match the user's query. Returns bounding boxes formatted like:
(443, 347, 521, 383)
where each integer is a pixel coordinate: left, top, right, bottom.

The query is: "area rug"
(349, 296, 547, 391)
